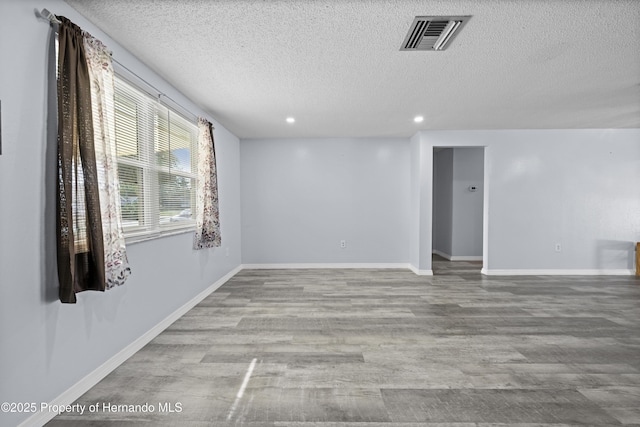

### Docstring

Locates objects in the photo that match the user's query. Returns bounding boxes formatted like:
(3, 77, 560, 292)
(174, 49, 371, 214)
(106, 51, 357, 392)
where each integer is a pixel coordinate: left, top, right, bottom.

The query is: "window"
(114, 77, 198, 240)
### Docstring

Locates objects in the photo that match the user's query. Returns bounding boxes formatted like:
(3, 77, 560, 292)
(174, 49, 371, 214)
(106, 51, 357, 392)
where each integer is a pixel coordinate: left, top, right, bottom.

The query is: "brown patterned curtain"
(57, 17, 106, 303)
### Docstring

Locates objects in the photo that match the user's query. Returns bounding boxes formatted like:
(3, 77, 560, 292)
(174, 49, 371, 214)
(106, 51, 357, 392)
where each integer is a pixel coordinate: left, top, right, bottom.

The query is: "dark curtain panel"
(56, 17, 106, 303)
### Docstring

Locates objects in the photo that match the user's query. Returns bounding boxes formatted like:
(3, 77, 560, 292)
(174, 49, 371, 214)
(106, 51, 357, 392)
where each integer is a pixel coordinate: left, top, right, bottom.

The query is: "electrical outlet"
(225, 247, 230, 257)
(340, 240, 346, 249)
(555, 243, 562, 252)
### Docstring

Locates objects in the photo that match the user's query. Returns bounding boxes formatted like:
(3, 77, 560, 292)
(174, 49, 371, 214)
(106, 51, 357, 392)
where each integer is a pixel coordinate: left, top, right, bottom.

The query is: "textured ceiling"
(64, 0, 640, 138)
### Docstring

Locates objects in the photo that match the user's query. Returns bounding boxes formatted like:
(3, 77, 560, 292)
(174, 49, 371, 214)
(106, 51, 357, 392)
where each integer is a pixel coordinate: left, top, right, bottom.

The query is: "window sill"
(124, 227, 194, 245)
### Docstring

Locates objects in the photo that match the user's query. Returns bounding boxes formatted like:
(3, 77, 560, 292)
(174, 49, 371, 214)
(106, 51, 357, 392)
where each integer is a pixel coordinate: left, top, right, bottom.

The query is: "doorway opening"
(432, 146, 485, 276)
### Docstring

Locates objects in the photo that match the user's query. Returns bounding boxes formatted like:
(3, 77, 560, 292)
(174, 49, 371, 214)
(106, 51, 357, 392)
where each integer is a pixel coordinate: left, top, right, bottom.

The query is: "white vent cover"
(401, 16, 471, 51)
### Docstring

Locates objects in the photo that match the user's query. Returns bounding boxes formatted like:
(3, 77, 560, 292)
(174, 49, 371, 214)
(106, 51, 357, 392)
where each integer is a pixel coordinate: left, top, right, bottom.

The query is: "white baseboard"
(243, 263, 434, 276)
(450, 256, 483, 261)
(19, 265, 242, 427)
(432, 250, 482, 262)
(481, 268, 635, 276)
(408, 264, 434, 276)
(241, 263, 410, 270)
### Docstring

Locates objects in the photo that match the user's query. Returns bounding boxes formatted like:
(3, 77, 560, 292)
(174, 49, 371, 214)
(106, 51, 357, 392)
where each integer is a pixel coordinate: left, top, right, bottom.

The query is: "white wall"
(0, 2, 241, 426)
(451, 147, 484, 258)
(241, 138, 410, 264)
(432, 149, 453, 256)
(420, 130, 640, 273)
(409, 133, 433, 274)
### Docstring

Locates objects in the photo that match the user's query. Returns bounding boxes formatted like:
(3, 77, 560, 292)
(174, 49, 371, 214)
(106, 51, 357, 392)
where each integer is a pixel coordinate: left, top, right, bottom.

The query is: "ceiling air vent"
(401, 16, 470, 51)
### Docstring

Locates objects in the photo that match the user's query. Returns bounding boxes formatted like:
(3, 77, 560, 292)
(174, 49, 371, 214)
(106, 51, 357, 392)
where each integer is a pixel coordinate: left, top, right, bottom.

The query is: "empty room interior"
(1, 0, 640, 426)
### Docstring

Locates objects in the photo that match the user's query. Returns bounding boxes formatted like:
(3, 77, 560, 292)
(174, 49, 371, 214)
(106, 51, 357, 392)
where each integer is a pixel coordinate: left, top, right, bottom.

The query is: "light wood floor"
(49, 262, 640, 426)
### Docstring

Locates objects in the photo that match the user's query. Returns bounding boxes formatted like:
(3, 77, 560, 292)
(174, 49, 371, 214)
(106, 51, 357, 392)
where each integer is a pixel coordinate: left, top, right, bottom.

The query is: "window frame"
(113, 74, 199, 243)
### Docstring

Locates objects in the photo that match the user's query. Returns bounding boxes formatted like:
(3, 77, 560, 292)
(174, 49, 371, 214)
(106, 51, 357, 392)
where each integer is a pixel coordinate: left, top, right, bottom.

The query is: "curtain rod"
(39, 9, 200, 123)
(112, 60, 199, 124)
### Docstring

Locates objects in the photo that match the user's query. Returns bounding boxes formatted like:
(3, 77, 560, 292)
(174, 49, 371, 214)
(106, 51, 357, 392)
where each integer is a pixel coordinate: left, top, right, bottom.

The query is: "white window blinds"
(114, 77, 198, 239)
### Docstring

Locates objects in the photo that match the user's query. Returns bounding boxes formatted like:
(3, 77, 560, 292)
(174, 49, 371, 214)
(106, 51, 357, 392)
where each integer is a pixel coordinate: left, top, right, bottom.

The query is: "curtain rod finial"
(39, 8, 61, 24)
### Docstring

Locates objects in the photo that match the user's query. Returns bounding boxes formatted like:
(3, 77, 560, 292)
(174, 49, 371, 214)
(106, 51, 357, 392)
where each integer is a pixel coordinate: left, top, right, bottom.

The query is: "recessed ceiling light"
(414, 116, 424, 123)
(286, 117, 295, 123)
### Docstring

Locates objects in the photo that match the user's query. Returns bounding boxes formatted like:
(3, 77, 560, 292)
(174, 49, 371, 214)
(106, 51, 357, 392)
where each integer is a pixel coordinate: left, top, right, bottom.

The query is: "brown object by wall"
(636, 242, 640, 277)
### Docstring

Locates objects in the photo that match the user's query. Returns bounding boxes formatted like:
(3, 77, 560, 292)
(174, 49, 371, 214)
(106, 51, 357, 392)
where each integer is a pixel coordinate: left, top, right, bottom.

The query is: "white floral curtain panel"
(83, 33, 131, 287)
(194, 118, 221, 249)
